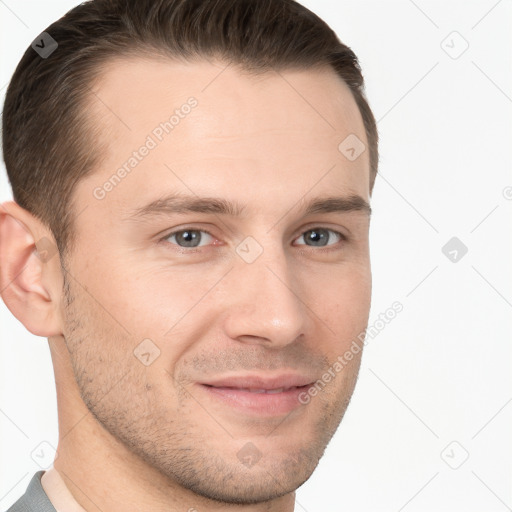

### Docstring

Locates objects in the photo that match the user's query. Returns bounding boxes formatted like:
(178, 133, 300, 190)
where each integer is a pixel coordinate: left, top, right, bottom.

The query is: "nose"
(222, 244, 309, 349)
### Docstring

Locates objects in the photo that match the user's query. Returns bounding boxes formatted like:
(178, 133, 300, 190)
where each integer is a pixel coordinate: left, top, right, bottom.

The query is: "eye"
(161, 228, 214, 249)
(159, 226, 346, 251)
(294, 228, 345, 248)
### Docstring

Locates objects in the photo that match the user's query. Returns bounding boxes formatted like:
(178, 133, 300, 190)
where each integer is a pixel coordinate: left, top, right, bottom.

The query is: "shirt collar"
(40, 465, 88, 512)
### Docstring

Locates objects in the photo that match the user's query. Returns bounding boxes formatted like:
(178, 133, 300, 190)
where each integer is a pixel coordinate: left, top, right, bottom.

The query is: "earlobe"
(0, 201, 63, 337)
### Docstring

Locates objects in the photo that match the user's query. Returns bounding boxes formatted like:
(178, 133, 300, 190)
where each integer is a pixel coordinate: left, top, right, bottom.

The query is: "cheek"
(313, 265, 371, 334)
(87, 260, 220, 372)
(80, 256, 184, 335)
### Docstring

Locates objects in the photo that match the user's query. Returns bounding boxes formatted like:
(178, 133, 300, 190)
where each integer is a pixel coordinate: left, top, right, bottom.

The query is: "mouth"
(202, 385, 306, 394)
(196, 374, 315, 416)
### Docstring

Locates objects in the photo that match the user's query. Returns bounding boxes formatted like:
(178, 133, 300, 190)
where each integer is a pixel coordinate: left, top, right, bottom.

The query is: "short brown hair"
(2, 0, 378, 262)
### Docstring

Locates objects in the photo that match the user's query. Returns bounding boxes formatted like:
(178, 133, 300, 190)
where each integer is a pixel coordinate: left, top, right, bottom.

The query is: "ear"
(0, 200, 64, 337)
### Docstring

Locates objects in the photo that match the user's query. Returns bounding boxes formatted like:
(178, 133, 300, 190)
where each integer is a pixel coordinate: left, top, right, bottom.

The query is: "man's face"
(59, 57, 371, 503)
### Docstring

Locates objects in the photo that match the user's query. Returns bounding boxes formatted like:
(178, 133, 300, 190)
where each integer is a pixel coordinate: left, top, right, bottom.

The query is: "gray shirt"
(5, 472, 56, 512)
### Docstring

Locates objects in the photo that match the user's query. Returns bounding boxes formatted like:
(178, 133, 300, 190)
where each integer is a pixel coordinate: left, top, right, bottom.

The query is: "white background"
(1, 1, 511, 510)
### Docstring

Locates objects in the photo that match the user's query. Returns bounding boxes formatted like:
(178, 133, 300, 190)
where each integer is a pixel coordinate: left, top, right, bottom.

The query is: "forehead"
(77, 56, 370, 219)
(90, 56, 363, 125)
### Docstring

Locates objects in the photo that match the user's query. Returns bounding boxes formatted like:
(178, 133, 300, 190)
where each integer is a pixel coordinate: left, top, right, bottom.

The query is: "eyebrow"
(123, 192, 371, 222)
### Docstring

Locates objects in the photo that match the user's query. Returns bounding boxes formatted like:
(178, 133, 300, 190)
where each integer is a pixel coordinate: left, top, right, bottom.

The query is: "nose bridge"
(223, 237, 307, 347)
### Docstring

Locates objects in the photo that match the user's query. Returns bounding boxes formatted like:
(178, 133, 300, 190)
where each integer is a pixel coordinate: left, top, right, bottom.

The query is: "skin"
(0, 57, 372, 512)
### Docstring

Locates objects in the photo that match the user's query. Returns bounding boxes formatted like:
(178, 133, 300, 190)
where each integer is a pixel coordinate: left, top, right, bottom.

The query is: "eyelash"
(158, 226, 348, 253)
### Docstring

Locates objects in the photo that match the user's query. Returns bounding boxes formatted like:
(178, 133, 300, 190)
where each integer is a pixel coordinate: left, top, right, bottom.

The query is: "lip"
(196, 373, 315, 416)
(199, 373, 315, 391)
